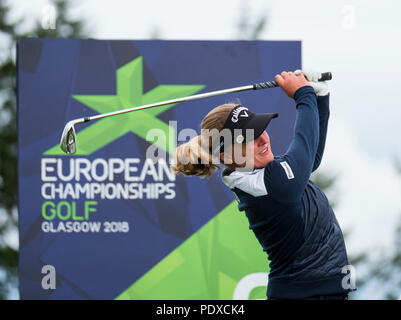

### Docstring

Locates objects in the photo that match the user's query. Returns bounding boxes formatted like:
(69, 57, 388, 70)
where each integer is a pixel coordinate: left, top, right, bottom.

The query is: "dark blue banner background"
(18, 39, 300, 299)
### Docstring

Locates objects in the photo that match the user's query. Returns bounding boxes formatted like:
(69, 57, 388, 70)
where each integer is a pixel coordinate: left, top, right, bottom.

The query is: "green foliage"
(340, 156, 401, 299)
(0, 0, 87, 299)
(367, 216, 401, 299)
(364, 155, 401, 299)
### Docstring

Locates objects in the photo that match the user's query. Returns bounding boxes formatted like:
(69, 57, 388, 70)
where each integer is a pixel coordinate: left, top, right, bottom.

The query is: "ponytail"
(171, 135, 219, 178)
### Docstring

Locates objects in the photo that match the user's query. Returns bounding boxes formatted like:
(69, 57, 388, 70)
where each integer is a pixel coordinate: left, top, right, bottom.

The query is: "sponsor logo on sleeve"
(280, 161, 294, 179)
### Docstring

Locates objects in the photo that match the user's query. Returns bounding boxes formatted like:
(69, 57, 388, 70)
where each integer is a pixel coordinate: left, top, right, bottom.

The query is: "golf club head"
(60, 120, 77, 154)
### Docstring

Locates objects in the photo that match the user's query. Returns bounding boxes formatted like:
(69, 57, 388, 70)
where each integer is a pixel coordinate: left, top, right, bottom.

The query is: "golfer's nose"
(256, 132, 268, 145)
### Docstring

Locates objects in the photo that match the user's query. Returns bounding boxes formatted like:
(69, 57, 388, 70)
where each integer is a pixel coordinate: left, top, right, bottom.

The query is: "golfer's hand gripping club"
(252, 71, 332, 90)
(293, 69, 330, 96)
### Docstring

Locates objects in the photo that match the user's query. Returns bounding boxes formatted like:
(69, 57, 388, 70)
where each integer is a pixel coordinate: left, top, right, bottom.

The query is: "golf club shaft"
(76, 71, 332, 124)
(81, 84, 254, 123)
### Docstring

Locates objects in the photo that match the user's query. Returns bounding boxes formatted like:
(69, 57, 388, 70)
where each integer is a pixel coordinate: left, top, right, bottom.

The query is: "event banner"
(17, 39, 300, 299)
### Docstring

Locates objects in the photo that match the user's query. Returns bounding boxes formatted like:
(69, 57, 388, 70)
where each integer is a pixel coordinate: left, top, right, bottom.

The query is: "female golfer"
(172, 71, 353, 300)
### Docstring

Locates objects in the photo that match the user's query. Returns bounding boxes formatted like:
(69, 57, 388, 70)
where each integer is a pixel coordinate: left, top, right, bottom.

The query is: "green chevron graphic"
(116, 201, 270, 300)
(45, 57, 205, 155)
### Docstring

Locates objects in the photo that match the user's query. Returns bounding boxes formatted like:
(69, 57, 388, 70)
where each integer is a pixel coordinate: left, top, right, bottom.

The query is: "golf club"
(60, 71, 332, 154)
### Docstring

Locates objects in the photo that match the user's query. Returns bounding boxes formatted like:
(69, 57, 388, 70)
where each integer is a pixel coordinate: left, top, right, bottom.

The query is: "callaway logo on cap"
(231, 106, 249, 123)
(214, 105, 279, 153)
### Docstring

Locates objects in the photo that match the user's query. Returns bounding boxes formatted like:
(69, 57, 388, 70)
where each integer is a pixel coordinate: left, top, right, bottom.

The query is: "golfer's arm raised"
(263, 72, 319, 203)
(295, 69, 330, 172)
(311, 94, 330, 172)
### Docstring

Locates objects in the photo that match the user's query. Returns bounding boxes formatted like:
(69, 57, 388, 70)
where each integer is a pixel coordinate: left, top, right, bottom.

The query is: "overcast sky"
(7, 0, 401, 299)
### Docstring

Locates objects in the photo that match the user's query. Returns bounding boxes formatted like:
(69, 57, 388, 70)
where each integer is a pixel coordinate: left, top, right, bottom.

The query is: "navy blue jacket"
(222, 86, 352, 299)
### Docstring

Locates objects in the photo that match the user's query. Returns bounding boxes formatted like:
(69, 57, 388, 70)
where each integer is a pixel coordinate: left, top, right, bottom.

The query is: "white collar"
(222, 167, 267, 197)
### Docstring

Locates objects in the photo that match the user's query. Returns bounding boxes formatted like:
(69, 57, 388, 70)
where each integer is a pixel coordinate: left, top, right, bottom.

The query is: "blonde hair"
(171, 104, 237, 178)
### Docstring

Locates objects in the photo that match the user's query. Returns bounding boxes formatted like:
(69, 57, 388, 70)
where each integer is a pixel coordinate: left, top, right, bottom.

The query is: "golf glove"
(294, 69, 329, 96)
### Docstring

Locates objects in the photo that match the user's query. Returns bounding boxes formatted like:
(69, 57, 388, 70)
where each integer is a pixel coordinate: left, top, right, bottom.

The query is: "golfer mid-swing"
(172, 71, 353, 300)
